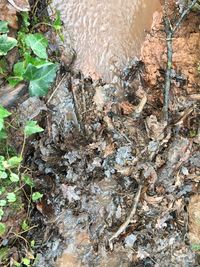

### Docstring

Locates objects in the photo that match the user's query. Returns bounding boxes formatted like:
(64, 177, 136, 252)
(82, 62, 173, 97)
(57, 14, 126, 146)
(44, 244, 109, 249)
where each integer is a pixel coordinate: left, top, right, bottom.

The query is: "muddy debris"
(18, 63, 199, 266)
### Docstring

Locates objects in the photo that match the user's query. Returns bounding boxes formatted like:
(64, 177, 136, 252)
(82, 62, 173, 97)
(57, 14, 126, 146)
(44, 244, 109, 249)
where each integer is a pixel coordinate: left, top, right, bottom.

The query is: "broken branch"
(108, 184, 142, 250)
(163, 0, 198, 121)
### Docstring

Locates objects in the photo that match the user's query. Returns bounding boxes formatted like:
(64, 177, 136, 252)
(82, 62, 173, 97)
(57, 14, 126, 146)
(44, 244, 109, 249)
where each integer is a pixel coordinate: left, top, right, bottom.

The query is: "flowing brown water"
(49, 1, 161, 266)
(52, 0, 161, 82)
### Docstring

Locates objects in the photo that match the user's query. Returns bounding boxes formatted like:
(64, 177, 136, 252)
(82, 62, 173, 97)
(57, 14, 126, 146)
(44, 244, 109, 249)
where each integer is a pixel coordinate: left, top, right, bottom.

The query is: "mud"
(51, 0, 161, 82)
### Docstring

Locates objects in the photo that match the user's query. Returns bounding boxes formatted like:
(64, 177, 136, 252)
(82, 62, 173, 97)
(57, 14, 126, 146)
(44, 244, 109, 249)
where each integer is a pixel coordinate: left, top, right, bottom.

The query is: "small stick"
(163, 0, 198, 121)
(172, 0, 199, 34)
(47, 74, 67, 104)
(109, 184, 142, 250)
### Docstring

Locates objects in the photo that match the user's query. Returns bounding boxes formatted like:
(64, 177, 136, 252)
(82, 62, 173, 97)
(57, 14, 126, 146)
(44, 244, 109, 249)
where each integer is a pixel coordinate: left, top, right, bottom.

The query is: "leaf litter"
(13, 56, 200, 266)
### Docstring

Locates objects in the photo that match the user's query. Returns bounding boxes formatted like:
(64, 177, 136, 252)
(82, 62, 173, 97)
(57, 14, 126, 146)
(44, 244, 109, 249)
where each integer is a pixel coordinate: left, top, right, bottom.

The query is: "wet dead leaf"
(119, 101, 135, 115)
(0, 0, 18, 29)
(134, 94, 147, 116)
(145, 115, 167, 141)
(75, 230, 90, 246)
(7, 0, 30, 11)
(61, 184, 80, 202)
(93, 86, 106, 111)
(103, 142, 115, 158)
(143, 193, 163, 205)
(188, 195, 200, 247)
(56, 252, 79, 267)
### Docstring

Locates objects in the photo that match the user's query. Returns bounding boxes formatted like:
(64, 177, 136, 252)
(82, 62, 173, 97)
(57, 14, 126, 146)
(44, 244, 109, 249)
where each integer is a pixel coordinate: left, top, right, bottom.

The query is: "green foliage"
(7, 192, 17, 203)
(24, 62, 59, 96)
(21, 220, 30, 231)
(22, 257, 31, 266)
(0, 222, 6, 236)
(52, 11, 62, 31)
(21, 12, 30, 30)
(0, 21, 9, 34)
(25, 33, 48, 59)
(22, 175, 35, 187)
(0, 58, 8, 76)
(0, 106, 11, 142)
(191, 244, 200, 251)
(7, 61, 26, 86)
(24, 120, 44, 136)
(32, 192, 43, 202)
(6, 156, 22, 168)
(1, 13, 60, 97)
(0, 34, 17, 56)
(0, 247, 9, 262)
(0, 107, 44, 257)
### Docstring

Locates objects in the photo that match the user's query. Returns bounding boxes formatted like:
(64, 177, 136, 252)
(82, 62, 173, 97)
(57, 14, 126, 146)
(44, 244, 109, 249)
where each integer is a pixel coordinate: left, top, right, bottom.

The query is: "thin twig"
(47, 74, 67, 104)
(108, 184, 142, 250)
(172, 0, 199, 34)
(163, 20, 173, 121)
(163, 0, 198, 121)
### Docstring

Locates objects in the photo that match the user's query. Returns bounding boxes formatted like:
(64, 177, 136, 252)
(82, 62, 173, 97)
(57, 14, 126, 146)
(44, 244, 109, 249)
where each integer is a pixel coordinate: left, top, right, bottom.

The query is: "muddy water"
(52, 0, 161, 82)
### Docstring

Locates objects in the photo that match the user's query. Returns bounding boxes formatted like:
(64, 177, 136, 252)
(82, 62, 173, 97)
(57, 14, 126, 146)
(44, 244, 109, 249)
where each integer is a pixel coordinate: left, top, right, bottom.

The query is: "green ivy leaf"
(0, 34, 17, 56)
(13, 260, 21, 267)
(0, 21, 9, 33)
(0, 171, 7, 179)
(0, 105, 11, 119)
(24, 53, 50, 68)
(21, 12, 30, 29)
(0, 187, 5, 195)
(24, 121, 44, 137)
(32, 192, 43, 202)
(22, 175, 35, 187)
(53, 11, 62, 31)
(5, 156, 22, 168)
(0, 129, 7, 140)
(0, 106, 11, 131)
(0, 58, 8, 75)
(22, 258, 30, 266)
(7, 192, 16, 203)
(23, 63, 59, 96)
(25, 33, 48, 59)
(30, 240, 35, 248)
(0, 247, 9, 262)
(0, 200, 7, 207)
(191, 244, 200, 251)
(0, 156, 5, 171)
(21, 220, 29, 231)
(8, 61, 26, 87)
(0, 208, 4, 220)
(10, 173, 19, 182)
(0, 222, 6, 236)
